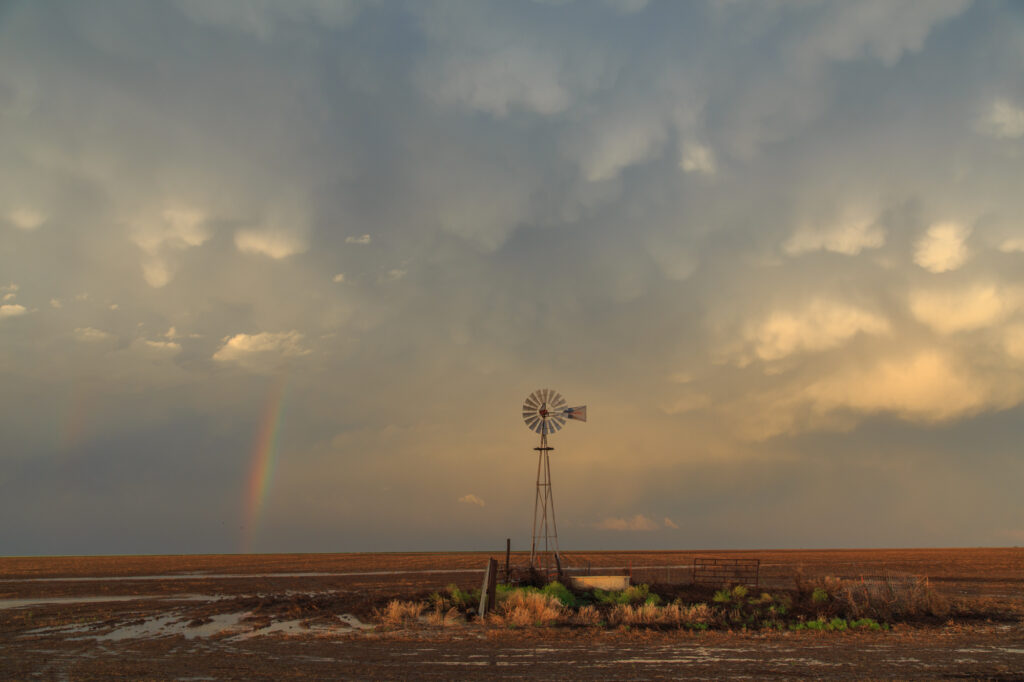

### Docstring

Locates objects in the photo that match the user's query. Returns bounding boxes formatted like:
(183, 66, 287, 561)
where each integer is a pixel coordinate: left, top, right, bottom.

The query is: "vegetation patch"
(374, 575, 956, 632)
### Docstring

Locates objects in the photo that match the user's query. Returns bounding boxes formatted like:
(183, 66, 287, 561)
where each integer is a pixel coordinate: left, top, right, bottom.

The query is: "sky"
(2, 0, 1024, 556)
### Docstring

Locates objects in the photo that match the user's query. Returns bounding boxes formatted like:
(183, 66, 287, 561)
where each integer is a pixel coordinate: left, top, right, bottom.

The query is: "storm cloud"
(2, 0, 1024, 554)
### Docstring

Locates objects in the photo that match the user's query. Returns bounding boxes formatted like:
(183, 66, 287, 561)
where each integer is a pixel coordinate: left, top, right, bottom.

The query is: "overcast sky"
(3, 0, 1024, 556)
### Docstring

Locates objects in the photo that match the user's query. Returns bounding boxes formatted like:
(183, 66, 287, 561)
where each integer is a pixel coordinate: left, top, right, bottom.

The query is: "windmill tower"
(521, 389, 587, 576)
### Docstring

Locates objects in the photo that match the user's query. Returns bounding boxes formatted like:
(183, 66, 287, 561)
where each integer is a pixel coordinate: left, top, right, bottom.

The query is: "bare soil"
(2, 548, 1023, 679)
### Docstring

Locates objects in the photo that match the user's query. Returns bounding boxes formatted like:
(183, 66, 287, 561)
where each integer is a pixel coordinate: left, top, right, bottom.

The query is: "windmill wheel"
(522, 388, 567, 435)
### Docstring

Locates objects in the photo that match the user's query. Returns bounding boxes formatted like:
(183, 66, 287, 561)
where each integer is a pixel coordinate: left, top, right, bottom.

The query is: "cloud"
(914, 221, 970, 273)
(426, 46, 571, 117)
(332, 273, 345, 283)
(212, 331, 310, 370)
(175, 0, 362, 40)
(234, 229, 307, 259)
(909, 284, 1017, 334)
(457, 494, 485, 507)
(976, 99, 1024, 140)
(595, 514, 660, 531)
(790, 0, 971, 68)
(7, 207, 45, 231)
(999, 238, 1024, 254)
(747, 300, 890, 361)
(805, 350, 1001, 422)
(49, 298, 62, 309)
(131, 208, 211, 287)
(3, 293, 15, 301)
(680, 142, 717, 176)
(784, 213, 885, 256)
(344, 234, 371, 245)
(74, 327, 113, 342)
(0, 304, 27, 319)
(663, 517, 679, 530)
(577, 108, 668, 182)
(140, 339, 182, 355)
(1003, 325, 1024, 361)
(605, 0, 648, 13)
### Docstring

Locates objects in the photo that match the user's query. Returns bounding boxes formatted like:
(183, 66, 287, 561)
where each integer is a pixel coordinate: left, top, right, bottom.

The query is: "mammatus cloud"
(332, 273, 345, 283)
(914, 222, 970, 273)
(747, 301, 890, 362)
(804, 349, 1010, 422)
(427, 46, 571, 118)
(212, 331, 310, 370)
(131, 208, 210, 288)
(784, 212, 885, 256)
(976, 99, 1024, 139)
(234, 229, 307, 259)
(680, 142, 717, 176)
(140, 339, 183, 355)
(7, 207, 46, 231)
(457, 494, 485, 507)
(909, 284, 1018, 334)
(74, 327, 113, 342)
(0, 304, 27, 319)
(344, 234, 371, 245)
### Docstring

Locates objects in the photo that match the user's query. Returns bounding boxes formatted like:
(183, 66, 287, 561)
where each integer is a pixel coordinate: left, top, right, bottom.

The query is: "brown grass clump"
(426, 602, 462, 627)
(571, 605, 601, 626)
(377, 600, 425, 627)
(607, 602, 715, 627)
(821, 575, 950, 621)
(495, 590, 565, 627)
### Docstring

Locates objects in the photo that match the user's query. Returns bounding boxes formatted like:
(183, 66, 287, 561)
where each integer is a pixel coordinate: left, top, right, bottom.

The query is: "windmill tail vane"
(521, 388, 586, 575)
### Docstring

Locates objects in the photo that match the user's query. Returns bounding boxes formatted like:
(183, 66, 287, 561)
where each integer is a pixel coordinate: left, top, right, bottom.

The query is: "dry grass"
(607, 602, 714, 627)
(426, 603, 462, 627)
(492, 591, 565, 627)
(821, 575, 950, 621)
(571, 605, 601, 626)
(377, 600, 425, 627)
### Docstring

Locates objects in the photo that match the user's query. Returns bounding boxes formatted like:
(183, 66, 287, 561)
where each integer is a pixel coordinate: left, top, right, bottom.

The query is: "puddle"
(27, 610, 372, 642)
(92, 612, 248, 641)
(337, 613, 373, 630)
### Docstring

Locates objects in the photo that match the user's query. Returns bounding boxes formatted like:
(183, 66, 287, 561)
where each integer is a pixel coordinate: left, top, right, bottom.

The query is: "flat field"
(2, 548, 1023, 679)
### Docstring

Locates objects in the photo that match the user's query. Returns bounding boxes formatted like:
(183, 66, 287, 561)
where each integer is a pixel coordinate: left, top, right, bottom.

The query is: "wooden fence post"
(478, 558, 498, 619)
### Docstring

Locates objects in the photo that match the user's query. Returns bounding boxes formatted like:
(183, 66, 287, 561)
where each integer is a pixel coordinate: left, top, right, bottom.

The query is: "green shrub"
(812, 587, 830, 604)
(593, 583, 657, 606)
(447, 584, 480, 609)
(541, 581, 578, 608)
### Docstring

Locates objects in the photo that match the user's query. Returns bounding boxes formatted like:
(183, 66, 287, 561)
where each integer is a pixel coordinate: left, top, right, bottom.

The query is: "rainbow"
(241, 376, 288, 553)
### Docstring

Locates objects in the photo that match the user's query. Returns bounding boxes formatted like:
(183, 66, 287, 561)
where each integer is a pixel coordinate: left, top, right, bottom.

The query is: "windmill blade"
(524, 394, 540, 409)
(564, 405, 587, 422)
(551, 393, 566, 408)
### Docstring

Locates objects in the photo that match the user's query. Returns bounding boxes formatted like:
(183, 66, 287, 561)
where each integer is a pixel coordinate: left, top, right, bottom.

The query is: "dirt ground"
(2, 549, 1023, 680)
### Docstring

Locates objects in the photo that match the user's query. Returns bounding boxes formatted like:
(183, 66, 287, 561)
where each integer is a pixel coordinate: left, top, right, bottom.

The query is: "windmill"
(521, 388, 587, 576)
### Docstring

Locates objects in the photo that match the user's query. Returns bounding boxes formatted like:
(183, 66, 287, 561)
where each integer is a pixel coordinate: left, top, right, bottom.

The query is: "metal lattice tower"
(521, 389, 586, 576)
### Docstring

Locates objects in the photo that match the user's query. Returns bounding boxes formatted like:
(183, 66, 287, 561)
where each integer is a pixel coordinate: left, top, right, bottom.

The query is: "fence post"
(478, 558, 498, 619)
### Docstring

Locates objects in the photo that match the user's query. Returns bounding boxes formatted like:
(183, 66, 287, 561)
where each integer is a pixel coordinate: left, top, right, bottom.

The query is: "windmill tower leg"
(530, 432, 559, 577)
